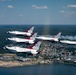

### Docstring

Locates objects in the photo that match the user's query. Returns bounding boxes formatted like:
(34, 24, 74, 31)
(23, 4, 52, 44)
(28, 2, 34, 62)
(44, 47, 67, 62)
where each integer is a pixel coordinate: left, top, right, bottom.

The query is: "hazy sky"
(0, 0, 76, 25)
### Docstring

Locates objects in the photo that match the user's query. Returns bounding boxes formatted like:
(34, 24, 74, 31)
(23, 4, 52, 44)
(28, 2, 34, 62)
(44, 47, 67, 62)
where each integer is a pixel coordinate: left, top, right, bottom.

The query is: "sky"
(0, 0, 76, 25)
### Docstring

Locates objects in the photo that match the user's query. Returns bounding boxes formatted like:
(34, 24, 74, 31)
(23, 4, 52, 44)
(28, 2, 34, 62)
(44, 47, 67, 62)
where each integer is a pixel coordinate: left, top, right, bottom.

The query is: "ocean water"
(0, 63, 76, 75)
(0, 25, 76, 75)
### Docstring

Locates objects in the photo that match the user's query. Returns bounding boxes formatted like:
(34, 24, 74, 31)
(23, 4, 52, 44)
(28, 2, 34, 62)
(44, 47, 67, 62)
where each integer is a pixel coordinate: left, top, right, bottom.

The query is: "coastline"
(0, 59, 53, 68)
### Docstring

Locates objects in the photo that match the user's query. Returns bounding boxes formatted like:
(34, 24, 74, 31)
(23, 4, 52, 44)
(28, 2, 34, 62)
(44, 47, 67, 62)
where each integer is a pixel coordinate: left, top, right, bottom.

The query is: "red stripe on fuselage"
(24, 27, 32, 32)
(28, 47, 33, 49)
(28, 42, 37, 49)
(25, 37, 30, 40)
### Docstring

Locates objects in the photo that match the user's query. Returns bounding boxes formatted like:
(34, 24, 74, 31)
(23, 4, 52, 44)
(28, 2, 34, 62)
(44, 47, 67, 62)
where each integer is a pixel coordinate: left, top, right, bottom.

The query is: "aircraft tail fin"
(32, 41, 41, 50)
(30, 33, 37, 40)
(54, 32, 61, 42)
(28, 41, 41, 50)
(27, 27, 34, 33)
(28, 41, 41, 55)
(54, 32, 61, 38)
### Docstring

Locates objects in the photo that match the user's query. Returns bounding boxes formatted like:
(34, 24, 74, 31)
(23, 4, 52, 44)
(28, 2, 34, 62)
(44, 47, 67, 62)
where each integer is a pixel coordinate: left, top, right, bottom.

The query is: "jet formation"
(4, 26, 76, 55)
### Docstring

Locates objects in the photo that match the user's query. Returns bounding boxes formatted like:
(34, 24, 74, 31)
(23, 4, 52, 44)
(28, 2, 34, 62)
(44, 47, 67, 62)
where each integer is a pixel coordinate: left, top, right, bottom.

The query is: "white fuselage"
(4, 41, 41, 55)
(5, 46, 37, 52)
(60, 40, 76, 44)
(36, 36, 58, 42)
(8, 37, 34, 44)
(8, 31, 31, 36)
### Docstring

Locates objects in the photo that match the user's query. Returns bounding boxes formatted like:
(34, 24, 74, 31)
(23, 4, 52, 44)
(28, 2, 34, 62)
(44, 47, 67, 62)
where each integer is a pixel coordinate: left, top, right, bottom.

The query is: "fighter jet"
(7, 27, 34, 36)
(60, 40, 76, 44)
(36, 32, 61, 42)
(4, 41, 42, 55)
(7, 33, 37, 44)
